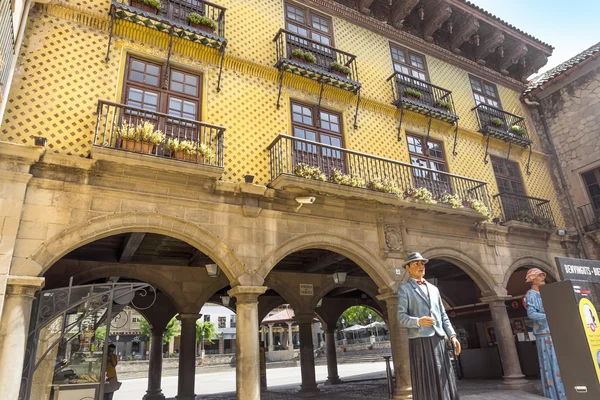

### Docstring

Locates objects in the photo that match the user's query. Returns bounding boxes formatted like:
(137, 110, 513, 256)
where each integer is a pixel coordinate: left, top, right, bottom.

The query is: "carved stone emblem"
(384, 225, 403, 251)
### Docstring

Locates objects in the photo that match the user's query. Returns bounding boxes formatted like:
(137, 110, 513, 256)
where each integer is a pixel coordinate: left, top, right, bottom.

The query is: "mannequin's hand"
(451, 337, 461, 356)
(418, 316, 435, 327)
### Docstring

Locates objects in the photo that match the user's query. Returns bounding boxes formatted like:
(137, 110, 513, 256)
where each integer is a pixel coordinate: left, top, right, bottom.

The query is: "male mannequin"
(397, 252, 461, 400)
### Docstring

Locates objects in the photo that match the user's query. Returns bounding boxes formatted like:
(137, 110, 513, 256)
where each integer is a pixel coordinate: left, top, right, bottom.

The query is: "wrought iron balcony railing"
(578, 203, 600, 232)
(93, 100, 225, 168)
(268, 135, 491, 210)
(493, 192, 555, 228)
(112, 0, 226, 39)
(388, 72, 458, 124)
(274, 29, 360, 91)
(472, 103, 530, 147)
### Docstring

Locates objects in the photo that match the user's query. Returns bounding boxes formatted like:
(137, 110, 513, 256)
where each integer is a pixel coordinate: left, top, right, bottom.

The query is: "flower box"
(120, 139, 154, 154)
(191, 22, 215, 35)
(131, 0, 160, 15)
(329, 69, 348, 79)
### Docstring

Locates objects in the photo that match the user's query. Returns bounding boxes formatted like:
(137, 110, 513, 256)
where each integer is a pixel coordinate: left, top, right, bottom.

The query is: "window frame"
(490, 156, 526, 196)
(121, 55, 203, 121)
(582, 167, 600, 211)
(218, 316, 227, 329)
(406, 134, 448, 172)
(289, 100, 344, 147)
(469, 75, 502, 109)
(389, 43, 429, 82)
(284, 1, 335, 47)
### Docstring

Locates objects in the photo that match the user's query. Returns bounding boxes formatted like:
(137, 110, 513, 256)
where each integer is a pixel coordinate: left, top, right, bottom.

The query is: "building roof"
(457, 0, 553, 50)
(262, 308, 295, 324)
(524, 41, 600, 95)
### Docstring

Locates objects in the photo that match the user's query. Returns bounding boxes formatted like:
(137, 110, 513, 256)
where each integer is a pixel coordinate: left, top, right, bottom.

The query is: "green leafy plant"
(434, 99, 452, 112)
(438, 192, 463, 209)
(196, 321, 217, 356)
(303, 52, 317, 63)
(138, 0, 161, 11)
(403, 88, 422, 99)
(489, 117, 504, 127)
(291, 49, 304, 58)
(511, 210, 554, 228)
(366, 177, 402, 195)
(404, 187, 436, 204)
(509, 125, 526, 136)
(337, 306, 383, 329)
(293, 163, 326, 181)
(463, 198, 492, 219)
(328, 169, 365, 188)
(139, 316, 181, 345)
(330, 62, 350, 75)
(186, 13, 217, 30)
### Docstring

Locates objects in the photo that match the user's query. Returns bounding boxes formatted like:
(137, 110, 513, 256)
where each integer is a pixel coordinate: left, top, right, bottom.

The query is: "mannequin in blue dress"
(525, 268, 566, 400)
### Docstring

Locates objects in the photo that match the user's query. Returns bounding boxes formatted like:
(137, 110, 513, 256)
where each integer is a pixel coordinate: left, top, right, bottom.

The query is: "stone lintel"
(6, 275, 45, 298)
(0, 141, 45, 170)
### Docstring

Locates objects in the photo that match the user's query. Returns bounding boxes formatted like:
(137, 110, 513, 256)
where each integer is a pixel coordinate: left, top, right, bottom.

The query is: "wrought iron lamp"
(332, 271, 347, 284)
(205, 263, 221, 278)
(221, 295, 231, 307)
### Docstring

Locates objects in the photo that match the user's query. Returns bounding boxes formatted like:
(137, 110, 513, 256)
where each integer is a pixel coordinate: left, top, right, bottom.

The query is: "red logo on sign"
(511, 301, 519, 309)
(591, 323, 597, 333)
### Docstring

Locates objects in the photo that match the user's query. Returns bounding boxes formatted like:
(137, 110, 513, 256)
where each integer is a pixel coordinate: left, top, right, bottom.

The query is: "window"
(291, 101, 344, 174)
(583, 168, 600, 212)
(390, 45, 428, 81)
(218, 317, 226, 329)
(230, 315, 236, 328)
(406, 135, 449, 195)
(284, 2, 335, 66)
(132, 317, 138, 323)
(491, 156, 530, 219)
(204, 315, 211, 322)
(469, 76, 501, 108)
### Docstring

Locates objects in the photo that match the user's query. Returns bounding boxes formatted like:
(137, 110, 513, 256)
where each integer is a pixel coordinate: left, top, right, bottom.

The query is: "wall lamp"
(332, 271, 347, 284)
(205, 263, 221, 278)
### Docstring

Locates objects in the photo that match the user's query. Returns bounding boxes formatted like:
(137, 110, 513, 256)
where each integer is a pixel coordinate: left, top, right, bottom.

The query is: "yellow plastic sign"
(579, 298, 600, 382)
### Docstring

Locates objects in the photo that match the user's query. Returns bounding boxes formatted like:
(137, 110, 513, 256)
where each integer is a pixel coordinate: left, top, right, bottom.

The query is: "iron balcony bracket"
(163, 28, 175, 89)
(483, 135, 491, 164)
(353, 89, 361, 129)
(526, 145, 533, 175)
(217, 45, 226, 92)
(105, 5, 116, 62)
(452, 121, 459, 156)
(424, 113, 433, 147)
(316, 80, 326, 116)
(276, 68, 285, 109)
(397, 106, 405, 142)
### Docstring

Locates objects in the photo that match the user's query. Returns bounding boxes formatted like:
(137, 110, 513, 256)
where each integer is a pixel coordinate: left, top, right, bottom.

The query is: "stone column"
(268, 323, 274, 352)
(379, 292, 412, 399)
(176, 313, 198, 400)
(287, 322, 294, 349)
(0, 276, 45, 400)
(324, 328, 341, 385)
(296, 313, 319, 393)
(144, 327, 166, 400)
(218, 333, 224, 354)
(228, 286, 267, 400)
(260, 326, 265, 343)
(482, 296, 534, 391)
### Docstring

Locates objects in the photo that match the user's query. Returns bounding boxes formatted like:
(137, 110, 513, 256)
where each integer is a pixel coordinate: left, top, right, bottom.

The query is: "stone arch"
(421, 247, 497, 294)
(71, 265, 190, 312)
(310, 279, 381, 312)
(263, 274, 305, 313)
(30, 212, 246, 284)
(257, 233, 395, 291)
(502, 256, 560, 289)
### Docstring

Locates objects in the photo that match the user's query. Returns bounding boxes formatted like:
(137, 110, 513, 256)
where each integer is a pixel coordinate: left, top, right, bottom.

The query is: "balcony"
(268, 135, 491, 217)
(578, 203, 600, 232)
(273, 29, 360, 94)
(493, 192, 555, 228)
(388, 72, 459, 124)
(472, 104, 530, 147)
(93, 100, 225, 177)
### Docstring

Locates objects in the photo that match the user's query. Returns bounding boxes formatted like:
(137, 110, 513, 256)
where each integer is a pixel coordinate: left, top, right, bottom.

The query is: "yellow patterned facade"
(0, 0, 564, 226)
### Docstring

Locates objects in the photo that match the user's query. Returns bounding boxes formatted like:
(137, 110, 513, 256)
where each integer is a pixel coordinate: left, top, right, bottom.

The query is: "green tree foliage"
(196, 321, 217, 344)
(95, 326, 106, 344)
(139, 316, 181, 345)
(337, 306, 383, 328)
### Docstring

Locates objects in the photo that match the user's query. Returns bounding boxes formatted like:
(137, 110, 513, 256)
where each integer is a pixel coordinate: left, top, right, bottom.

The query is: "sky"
(470, 0, 600, 76)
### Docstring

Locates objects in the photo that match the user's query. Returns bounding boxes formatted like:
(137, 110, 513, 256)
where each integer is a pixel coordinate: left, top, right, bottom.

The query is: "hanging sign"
(556, 257, 600, 282)
(578, 298, 600, 382)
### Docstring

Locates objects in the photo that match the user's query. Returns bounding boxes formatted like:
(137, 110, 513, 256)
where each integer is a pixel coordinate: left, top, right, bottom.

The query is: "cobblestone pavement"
(198, 376, 544, 400)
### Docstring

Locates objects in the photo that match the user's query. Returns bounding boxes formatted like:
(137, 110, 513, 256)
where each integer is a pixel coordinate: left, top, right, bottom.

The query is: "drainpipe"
(524, 97, 590, 258)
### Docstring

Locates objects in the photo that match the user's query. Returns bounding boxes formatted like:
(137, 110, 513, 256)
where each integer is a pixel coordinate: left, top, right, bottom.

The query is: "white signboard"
(299, 284, 314, 296)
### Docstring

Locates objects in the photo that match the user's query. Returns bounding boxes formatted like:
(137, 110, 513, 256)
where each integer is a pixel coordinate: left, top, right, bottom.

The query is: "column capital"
(6, 276, 45, 298)
(294, 313, 315, 324)
(177, 313, 200, 322)
(227, 286, 267, 304)
(480, 295, 511, 305)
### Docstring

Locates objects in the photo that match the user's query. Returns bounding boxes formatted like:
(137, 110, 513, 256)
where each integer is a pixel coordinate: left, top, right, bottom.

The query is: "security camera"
(294, 196, 316, 212)
(295, 196, 316, 205)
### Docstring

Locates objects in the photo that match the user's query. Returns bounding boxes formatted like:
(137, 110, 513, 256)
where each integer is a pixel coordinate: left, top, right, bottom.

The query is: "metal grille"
(0, 0, 15, 90)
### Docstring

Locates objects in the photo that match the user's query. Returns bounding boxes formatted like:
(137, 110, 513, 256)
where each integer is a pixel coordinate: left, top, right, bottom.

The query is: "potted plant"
(186, 13, 217, 34)
(403, 88, 422, 101)
(170, 139, 197, 161)
(131, 0, 161, 15)
(489, 117, 504, 128)
(509, 125, 526, 136)
(303, 52, 317, 64)
(329, 62, 350, 78)
(118, 120, 164, 154)
(434, 99, 452, 113)
(290, 49, 305, 63)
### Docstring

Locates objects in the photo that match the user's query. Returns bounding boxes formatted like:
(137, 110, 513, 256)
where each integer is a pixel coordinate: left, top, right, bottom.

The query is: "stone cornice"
(303, 0, 527, 91)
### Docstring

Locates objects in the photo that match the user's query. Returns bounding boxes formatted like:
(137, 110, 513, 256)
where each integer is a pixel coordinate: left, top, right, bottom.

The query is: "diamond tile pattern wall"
(0, 0, 565, 226)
